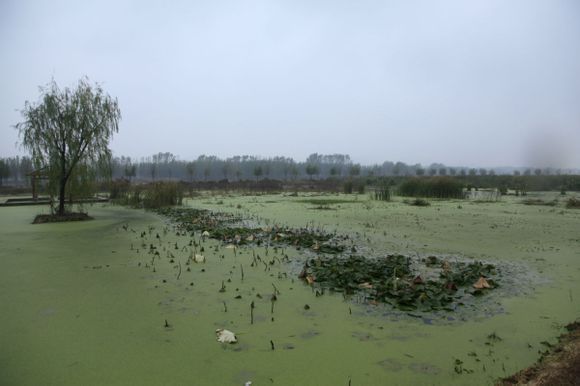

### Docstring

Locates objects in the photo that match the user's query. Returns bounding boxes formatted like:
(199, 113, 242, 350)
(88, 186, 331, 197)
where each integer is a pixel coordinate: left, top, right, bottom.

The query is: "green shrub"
(521, 198, 557, 207)
(343, 180, 353, 194)
(398, 177, 463, 199)
(566, 197, 580, 209)
(404, 198, 431, 206)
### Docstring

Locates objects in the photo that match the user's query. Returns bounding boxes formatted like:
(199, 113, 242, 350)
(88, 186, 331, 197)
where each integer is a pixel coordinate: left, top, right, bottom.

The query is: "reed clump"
(112, 181, 183, 209)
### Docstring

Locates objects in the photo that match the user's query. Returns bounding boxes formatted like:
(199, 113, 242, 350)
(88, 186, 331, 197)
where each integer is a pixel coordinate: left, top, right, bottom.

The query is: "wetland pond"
(0, 192, 579, 385)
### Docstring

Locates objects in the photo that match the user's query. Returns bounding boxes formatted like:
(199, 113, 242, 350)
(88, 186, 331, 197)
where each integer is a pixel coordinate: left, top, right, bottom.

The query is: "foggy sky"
(1, 0, 579, 168)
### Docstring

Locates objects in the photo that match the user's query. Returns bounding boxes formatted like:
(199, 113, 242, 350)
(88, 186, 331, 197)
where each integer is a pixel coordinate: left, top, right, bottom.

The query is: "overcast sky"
(1, 0, 579, 168)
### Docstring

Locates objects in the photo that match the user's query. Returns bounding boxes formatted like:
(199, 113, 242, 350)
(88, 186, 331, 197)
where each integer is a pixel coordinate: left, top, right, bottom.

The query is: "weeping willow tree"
(16, 78, 120, 215)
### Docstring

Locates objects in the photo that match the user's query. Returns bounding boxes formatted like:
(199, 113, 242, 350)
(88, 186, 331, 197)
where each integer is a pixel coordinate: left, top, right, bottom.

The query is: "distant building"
(464, 188, 501, 201)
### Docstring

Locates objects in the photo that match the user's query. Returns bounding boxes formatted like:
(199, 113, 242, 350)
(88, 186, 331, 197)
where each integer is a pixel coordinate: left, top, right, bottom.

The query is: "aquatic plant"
(156, 207, 347, 254)
(300, 254, 499, 312)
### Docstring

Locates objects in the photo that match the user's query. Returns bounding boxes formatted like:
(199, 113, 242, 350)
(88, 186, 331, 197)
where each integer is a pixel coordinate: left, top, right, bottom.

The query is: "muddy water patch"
(377, 358, 404, 372)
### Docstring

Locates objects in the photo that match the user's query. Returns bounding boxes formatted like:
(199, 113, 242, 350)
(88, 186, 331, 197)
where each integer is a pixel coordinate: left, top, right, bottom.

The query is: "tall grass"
(373, 184, 391, 201)
(111, 181, 183, 209)
(343, 179, 366, 194)
(142, 182, 183, 208)
(109, 179, 130, 200)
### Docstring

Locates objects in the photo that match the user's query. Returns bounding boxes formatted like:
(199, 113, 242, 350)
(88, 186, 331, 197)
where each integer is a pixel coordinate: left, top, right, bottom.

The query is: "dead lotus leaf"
(216, 328, 237, 344)
(246, 235, 254, 242)
(441, 261, 451, 272)
(358, 282, 373, 289)
(306, 275, 315, 285)
(473, 277, 491, 289)
(201, 230, 210, 237)
(413, 275, 424, 285)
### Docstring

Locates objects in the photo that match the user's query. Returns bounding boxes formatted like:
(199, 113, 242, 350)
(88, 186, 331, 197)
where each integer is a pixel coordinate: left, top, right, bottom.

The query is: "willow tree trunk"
(58, 152, 66, 215)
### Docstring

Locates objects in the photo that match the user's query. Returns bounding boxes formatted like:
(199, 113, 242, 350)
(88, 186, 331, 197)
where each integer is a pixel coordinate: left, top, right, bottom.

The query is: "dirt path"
(498, 320, 580, 386)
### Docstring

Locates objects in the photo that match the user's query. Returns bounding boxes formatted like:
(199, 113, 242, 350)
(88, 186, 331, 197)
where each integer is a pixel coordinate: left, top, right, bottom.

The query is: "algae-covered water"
(1, 192, 579, 385)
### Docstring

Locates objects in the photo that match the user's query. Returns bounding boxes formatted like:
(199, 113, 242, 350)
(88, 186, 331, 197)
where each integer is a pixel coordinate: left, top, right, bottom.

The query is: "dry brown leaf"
(441, 261, 451, 272)
(473, 277, 491, 289)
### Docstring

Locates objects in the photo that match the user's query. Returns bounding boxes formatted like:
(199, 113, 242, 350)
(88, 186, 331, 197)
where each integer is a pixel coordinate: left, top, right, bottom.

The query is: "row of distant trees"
(110, 153, 361, 182)
(0, 156, 33, 186)
(106, 153, 580, 182)
(0, 152, 577, 187)
(108, 153, 580, 182)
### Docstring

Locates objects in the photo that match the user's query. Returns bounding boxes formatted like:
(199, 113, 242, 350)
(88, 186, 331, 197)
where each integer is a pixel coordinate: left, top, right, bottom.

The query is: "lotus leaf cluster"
(156, 207, 346, 254)
(300, 254, 499, 312)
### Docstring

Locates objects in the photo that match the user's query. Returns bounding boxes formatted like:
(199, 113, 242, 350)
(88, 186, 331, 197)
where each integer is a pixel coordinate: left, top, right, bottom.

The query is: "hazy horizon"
(1, 0, 579, 169)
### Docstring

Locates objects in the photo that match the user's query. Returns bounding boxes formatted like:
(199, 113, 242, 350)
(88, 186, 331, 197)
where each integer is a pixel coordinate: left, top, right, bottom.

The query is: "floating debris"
(216, 329, 237, 344)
